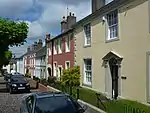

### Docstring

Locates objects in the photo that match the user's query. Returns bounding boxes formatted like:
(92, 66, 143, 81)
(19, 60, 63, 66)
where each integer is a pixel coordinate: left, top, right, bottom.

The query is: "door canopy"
(102, 51, 123, 66)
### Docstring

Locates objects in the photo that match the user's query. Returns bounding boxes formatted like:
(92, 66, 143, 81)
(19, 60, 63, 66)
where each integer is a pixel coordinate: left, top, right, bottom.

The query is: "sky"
(0, 0, 91, 57)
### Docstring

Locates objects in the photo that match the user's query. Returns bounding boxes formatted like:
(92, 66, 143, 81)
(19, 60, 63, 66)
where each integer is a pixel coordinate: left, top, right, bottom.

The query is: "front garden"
(30, 66, 150, 113)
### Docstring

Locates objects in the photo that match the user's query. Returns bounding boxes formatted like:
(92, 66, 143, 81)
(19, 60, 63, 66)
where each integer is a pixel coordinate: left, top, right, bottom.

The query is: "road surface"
(0, 76, 101, 113)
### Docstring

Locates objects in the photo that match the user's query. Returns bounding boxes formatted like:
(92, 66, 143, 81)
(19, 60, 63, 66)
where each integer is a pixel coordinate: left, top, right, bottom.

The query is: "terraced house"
(46, 12, 76, 78)
(74, 0, 150, 104)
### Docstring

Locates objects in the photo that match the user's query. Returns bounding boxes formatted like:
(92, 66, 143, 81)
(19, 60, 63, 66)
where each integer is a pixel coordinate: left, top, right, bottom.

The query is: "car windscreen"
(35, 96, 76, 113)
(11, 77, 27, 83)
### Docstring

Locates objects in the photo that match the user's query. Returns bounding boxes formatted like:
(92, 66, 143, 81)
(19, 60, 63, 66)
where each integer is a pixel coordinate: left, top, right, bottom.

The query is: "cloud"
(5, 0, 91, 56)
(27, 0, 91, 38)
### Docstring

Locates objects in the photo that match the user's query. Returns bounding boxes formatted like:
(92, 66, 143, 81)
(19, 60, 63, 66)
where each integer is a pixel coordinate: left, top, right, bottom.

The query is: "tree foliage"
(0, 18, 28, 68)
(61, 66, 81, 87)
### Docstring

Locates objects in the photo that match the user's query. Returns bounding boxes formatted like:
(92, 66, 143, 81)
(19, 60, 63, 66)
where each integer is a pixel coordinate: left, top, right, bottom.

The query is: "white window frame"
(58, 38, 62, 54)
(58, 65, 63, 78)
(65, 36, 70, 52)
(48, 43, 51, 56)
(83, 58, 92, 86)
(65, 61, 70, 69)
(84, 23, 91, 46)
(53, 62, 57, 77)
(106, 10, 118, 41)
(54, 40, 58, 55)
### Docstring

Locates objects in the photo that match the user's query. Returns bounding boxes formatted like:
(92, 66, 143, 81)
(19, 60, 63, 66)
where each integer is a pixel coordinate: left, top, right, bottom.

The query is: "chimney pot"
(46, 33, 50, 41)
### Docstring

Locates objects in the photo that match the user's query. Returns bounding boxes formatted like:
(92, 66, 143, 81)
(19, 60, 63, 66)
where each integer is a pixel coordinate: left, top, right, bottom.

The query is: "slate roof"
(35, 46, 46, 58)
(46, 28, 73, 43)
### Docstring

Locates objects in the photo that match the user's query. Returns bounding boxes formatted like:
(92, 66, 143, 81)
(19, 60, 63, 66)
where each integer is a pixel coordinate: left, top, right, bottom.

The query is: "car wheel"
(26, 90, 30, 93)
(9, 88, 13, 94)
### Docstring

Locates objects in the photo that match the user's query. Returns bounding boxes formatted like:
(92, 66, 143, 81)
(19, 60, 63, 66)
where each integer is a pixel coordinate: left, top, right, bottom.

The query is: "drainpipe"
(51, 40, 54, 77)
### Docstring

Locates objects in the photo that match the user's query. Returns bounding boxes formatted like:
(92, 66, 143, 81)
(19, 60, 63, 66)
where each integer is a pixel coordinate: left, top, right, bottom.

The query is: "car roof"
(33, 91, 69, 99)
(11, 75, 25, 79)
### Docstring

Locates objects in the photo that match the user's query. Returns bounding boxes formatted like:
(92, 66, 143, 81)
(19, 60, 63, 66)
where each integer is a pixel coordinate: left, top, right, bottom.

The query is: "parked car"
(20, 92, 87, 113)
(4, 72, 24, 81)
(6, 76, 30, 94)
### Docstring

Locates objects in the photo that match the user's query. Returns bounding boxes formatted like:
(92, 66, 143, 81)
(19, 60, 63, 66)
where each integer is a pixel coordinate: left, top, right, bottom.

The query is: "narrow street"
(0, 77, 101, 113)
(0, 76, 39, 113)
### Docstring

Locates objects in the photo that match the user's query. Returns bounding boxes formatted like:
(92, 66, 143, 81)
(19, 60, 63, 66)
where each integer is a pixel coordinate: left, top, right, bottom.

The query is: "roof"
(34, 91, 66, 99)
(47, 28, 73, 43)
(73, 0, 134, 28)
(35, 46, 46, 58)
(102, 51, 123, 61)
(17, 52, 28, 59)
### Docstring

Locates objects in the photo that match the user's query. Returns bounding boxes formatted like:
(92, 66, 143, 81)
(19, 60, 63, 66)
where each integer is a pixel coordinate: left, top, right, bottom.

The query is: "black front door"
(109, 58, 119, 99)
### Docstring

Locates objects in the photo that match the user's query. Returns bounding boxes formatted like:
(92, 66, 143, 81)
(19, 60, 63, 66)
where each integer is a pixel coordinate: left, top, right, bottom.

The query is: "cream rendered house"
(74, 0, 150, 104)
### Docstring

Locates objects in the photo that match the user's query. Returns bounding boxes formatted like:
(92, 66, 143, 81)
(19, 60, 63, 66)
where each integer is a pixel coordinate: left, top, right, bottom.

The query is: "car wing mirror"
(82, 105, 88, 111)
(77, 105, 88, 113)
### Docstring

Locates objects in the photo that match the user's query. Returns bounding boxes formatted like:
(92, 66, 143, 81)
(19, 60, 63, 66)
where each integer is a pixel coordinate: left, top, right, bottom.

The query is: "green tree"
(61, 66, 81, 95)
(0, 18, 28, 68)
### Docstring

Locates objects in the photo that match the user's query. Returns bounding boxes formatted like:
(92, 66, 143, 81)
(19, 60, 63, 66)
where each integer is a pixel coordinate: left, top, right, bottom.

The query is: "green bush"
(40, 78, 48, 86)
(25, 72, 31, 78)
(61, 66, 80, 86)
(47, 76, 57, 85)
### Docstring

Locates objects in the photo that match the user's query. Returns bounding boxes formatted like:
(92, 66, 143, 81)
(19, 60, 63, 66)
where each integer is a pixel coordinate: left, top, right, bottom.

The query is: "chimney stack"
(61, 16, 67, 33)
(33, 41, 38, 50)
(27, 46, 31, 52)
(92, 0, 105, 13)
(37, 39, 43, 50)
(67, 12, 76, 29)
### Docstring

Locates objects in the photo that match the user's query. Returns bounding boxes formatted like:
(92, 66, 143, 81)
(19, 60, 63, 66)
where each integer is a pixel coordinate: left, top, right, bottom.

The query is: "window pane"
(84, 23, 91, 45)
(107, 10, 118, 39)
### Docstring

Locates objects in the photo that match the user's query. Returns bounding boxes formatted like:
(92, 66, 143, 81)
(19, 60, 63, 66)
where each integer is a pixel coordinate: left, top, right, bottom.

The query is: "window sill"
(58, 52, 62, 54)
(83, 44, 91, 48)
(65, 51, 70, 53)
(82, 82, 92, 88)
(105, 38, 119, 43)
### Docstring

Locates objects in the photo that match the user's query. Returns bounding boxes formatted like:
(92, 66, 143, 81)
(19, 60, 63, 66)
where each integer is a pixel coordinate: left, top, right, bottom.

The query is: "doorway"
(47, 67, 51, 76)
(102, 51, 123, 100)
(109, 58, 119, 99)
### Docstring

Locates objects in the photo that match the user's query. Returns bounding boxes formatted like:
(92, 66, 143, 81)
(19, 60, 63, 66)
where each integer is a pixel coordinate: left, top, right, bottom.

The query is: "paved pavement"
(0, 76, 101, 113)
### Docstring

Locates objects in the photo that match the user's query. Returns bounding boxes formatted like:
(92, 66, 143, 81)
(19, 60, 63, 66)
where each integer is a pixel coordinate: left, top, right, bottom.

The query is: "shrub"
(60, 66, 80, 95)
(40, 78, 48, 86)
(25, 72, 31, 78)
(61, 66, 80, 87)
(47, 76, 57, 85)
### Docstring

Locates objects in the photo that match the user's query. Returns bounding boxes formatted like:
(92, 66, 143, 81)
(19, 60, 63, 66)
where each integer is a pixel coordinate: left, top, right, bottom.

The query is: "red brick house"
(46, 12, 76, 78)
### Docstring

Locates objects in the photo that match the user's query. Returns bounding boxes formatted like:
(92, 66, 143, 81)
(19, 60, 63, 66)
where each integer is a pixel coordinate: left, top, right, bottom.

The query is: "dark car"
(20, 92, 87, 113)
(6, 76, 30, 94)
(4, 72, 24, 81)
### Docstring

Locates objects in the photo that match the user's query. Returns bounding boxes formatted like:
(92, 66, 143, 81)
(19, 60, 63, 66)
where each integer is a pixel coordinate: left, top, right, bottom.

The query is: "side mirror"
(77, 105, 88, 113)
(82, 105, 88, 111)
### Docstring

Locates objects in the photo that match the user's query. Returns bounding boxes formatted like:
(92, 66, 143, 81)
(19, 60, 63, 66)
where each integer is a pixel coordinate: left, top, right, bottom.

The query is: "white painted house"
(35, 46, 46, 79)
(3, 58, 17, 73)
(16, 54, 26, 74)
